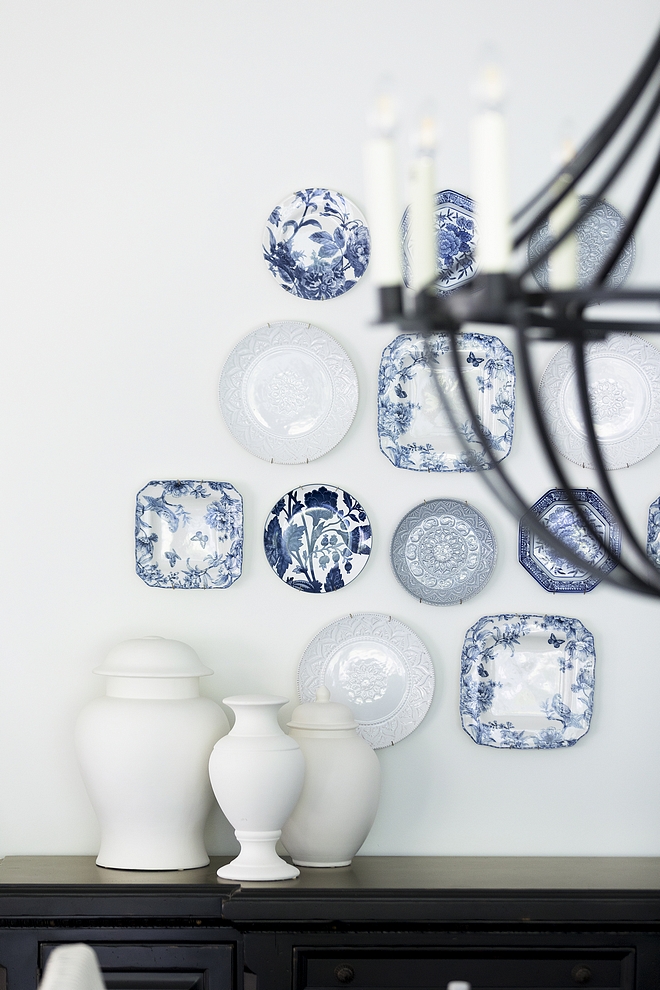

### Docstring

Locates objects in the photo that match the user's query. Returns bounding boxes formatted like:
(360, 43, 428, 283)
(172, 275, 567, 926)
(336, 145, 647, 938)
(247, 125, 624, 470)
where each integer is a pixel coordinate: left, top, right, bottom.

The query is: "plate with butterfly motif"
(401, 189, 479, 294)
(135, 481, 243, 589)
(264, 484, 372, 594)
(391, 498, 497, 606)
(219, 321, 358, 464)
(460, 613, 595, 749)
(538, 334, 660, 470)
(378, 331, 515, 472)
(298, 613, 435, 748)
(262, 188, 370, 300)
(528, 196, 635, 290)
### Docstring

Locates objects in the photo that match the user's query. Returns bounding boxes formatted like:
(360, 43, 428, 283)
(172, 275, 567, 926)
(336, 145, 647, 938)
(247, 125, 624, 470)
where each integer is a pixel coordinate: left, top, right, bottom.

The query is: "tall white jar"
(76, 636, 228, 871)
(209, 695, 305, 882)
(281, 686, 381, 867)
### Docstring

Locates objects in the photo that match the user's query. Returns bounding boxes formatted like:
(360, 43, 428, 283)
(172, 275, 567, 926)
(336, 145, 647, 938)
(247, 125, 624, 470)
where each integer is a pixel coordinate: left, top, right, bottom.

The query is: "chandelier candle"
(470, 64, 511, 273)
(549, 140, 579, 289)
(409, 114, 438, 292)
(364, 92, 402, 289)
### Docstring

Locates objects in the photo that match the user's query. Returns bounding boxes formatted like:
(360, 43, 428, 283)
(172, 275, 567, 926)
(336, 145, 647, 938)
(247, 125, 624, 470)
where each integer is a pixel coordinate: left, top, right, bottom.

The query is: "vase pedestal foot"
(217, 830, 300, 881)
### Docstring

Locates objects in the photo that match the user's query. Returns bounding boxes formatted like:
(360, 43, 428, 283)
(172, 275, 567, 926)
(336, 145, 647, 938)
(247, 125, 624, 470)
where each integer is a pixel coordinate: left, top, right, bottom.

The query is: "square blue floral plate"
(460, 614, 595, 749)
(378, 331, 515, 472)
(135, 481, 243, 589)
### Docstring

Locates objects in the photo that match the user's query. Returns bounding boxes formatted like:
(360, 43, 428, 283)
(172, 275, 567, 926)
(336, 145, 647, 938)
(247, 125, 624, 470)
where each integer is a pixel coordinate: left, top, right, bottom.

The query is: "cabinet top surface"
(1, 856, 660, 892)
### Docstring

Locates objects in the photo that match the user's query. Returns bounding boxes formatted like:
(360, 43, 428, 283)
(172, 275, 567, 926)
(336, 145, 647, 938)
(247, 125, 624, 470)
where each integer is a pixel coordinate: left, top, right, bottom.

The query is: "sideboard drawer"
(296, 948, 635, 990)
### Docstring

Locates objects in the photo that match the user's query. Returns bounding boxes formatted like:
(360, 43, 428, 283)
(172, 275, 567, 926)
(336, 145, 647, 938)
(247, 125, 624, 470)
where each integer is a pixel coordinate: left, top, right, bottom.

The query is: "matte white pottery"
(75, 636, 228, 871)
(209, 695, 305, 881)
(282, 686, 381, 867)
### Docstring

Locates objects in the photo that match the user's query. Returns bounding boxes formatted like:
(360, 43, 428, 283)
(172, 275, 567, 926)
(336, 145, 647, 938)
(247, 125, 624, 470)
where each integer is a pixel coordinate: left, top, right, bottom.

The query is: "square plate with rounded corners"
(135, 480, 243, 589)
(460, 613, 595, 749)
(378, 331, 515, 472)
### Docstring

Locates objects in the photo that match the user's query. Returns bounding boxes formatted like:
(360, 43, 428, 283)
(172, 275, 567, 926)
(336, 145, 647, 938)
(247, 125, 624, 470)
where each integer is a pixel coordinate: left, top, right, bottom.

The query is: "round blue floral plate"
(263, 188, 370, 300)
(264, 484, 372, 593)
(401, 189, 479, 295)
(391, 498, 496, 606)
(527, 196, 635, 290)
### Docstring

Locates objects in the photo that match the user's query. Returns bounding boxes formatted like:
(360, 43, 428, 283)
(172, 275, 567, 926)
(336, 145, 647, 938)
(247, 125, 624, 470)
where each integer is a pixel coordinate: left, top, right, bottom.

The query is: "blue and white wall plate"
(647, 496, 660, 566)
(519, 488, 620, 593)
(401, 189, 479, 294)
(378, 331, 515, 472)
(219, 321, 358, 464)
(135, 481, 243, 589)
(264, 484, 372, 594)
(298, 613, 435, 749)
(262, 188, 370, 300)
(539, 334, 660, 470)
(528, 196, 635, 290)
(391, 498, 496, 606)
(460, 613, 596, 749)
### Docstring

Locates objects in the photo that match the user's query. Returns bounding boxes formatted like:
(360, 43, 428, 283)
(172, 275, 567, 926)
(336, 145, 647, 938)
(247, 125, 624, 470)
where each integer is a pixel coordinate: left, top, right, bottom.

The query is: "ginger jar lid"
(93, 636, 213, 678)
(288, 685, 357, 730)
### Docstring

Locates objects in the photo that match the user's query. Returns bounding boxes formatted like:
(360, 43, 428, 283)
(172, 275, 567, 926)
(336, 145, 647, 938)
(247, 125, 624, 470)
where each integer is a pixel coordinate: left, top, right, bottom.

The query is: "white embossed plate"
(460, 613, 595, 749)
(538, 334, 660, 470)
(298, 613, 435, 748)
(219, 321, 358, 464)
(391, 498, 497, 606)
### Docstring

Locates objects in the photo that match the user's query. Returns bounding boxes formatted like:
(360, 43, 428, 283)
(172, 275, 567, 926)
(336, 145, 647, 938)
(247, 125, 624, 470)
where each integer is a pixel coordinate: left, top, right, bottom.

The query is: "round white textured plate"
(219, 321, 358, 464)
(538, 334, 660, 470)
(298, 613, 435, 748)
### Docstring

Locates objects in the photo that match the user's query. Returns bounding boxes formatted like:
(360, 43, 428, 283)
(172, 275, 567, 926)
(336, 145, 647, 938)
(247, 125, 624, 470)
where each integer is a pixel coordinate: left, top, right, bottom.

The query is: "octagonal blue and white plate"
(378, 331, 515, 472)
(646, 496, 660, 567)
(401, 189, 478, 294)
(528, 196, 635, 290)
(460, 613, 596, 749)
(262, 188, 370, 300)
(135, 481, 243, 589)
(519, 488, 620, 593)
(391, 498, 497, 606)
(264, 484, 372, 594)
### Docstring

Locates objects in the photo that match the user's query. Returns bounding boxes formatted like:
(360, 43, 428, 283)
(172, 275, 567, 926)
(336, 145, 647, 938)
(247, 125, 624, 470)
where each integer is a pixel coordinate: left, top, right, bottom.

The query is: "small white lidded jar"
(76, 636, 228, 871)
(282, 686, 381, 867)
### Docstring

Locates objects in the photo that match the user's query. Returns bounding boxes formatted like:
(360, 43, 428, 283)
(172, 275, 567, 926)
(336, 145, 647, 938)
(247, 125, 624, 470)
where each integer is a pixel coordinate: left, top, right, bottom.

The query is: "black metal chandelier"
(370, 24, 660, 599)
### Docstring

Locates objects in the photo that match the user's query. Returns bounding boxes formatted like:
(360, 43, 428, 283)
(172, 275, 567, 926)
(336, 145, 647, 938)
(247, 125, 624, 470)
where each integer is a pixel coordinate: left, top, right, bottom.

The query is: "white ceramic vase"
(281, 686, 381, 867)
(75, 636, 228, 870)
(208, 695, 305, 881)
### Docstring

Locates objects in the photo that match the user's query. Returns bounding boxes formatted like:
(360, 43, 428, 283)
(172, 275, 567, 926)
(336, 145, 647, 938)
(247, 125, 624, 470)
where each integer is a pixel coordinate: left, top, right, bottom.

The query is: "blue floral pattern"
(378, 332, 515, 471)
(263, 188, 370, 300)
(264, 484, 372, 594)
(519, 489, 620, 593)
(460, 613, 596, 749)
(647, 496, 660, 567)
(135, 481, 243, 589)
(401, 189, 479, 294)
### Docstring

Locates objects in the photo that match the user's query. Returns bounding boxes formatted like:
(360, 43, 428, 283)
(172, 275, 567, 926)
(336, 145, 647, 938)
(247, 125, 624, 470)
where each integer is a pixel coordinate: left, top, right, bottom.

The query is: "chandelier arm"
(594, 137, 660, 284)
(570, 337, 659, 580)
(512, 26, 660, 225)
(418, 326, 653, 593)
(513, 78, 660, 259)
(514, 318, 658, 594)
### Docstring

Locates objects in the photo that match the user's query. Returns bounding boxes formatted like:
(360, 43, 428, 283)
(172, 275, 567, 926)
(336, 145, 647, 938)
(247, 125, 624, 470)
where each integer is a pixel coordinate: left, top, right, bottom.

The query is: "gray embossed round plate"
(298, 612, 435, 748)
(391, 498, 497, 605)
(219, 321, 358, 464)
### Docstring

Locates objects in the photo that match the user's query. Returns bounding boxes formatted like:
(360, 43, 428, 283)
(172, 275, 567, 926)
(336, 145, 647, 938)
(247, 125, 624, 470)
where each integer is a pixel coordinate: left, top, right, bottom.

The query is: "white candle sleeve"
(409, 153, 437, 292)
(471, 108, 511, 273)
(364, 136, 402, 287)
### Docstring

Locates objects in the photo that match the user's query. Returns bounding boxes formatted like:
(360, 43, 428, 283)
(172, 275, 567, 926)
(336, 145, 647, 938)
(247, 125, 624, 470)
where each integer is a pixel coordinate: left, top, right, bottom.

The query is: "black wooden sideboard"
(1, 856, 660, 990)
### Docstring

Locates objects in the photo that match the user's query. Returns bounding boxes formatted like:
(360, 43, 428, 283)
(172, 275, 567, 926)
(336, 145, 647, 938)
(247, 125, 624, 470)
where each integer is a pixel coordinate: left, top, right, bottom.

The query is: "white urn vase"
(208, 695, 305, 881)
(75, 636, 228, 870)
(281, 686, 381, 867)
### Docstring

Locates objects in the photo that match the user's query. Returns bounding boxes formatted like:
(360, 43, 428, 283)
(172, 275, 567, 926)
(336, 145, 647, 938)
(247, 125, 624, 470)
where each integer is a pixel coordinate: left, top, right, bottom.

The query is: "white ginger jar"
(209, 695, 305, 881)
(281, 686, 381, 867)
(75, 636, 228, 870)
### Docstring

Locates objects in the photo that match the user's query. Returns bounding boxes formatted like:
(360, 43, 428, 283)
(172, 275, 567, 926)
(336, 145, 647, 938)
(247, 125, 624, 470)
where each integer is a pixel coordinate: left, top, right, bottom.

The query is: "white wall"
(1, 0, 660, 858)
